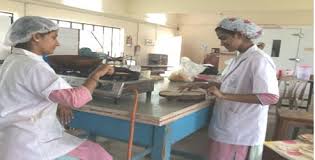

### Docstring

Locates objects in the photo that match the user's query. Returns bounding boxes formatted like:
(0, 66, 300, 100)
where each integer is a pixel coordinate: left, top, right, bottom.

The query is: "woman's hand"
(207, 86, 224, 99)
(178, 82, 217, 92)
(83, 64, 114, 93)
(90, 64, 114, 79)
(178, 84, 199, 92)
(57, 104, 73, 126)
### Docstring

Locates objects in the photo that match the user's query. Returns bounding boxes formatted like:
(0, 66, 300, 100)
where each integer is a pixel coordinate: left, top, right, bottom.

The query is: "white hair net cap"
(217, 17, 263, 39)
(4, 16, 59, 46)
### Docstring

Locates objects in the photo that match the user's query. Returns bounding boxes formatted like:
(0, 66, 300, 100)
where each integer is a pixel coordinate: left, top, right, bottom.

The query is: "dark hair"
(215, 27, 237, 35)
(14, 32, 49, 51)
(215, 27, 252, 41)
(15, 42, 31, 50)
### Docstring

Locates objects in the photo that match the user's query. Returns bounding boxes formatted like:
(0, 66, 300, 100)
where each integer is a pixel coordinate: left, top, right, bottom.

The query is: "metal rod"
(293, 28, 303, 74)
(91, 31, 104, 50)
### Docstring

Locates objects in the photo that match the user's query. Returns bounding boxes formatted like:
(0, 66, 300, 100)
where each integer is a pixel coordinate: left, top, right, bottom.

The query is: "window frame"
(0, 11, 13, 24)
(0, 11, 13, 62)
(50, 18, 123, 57)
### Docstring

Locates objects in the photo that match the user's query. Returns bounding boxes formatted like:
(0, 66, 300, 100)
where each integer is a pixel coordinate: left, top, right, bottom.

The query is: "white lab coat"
(0, 48, 84, 160)
(208, 45, 279, 146)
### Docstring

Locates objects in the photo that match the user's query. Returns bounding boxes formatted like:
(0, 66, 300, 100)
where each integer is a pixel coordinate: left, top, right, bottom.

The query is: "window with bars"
(0, 11, 13, 42)
(0, 11, 13, 61)
(50, 19, 124, 57)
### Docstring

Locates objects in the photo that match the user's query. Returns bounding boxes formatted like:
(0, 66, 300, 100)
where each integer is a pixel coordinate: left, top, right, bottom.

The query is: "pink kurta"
(208, 138, 248, 160)
(257, 93, 279, 105)
(68, 140, 112, 160)
(49, 86, 92, 108)
(49, 86, 112, 160)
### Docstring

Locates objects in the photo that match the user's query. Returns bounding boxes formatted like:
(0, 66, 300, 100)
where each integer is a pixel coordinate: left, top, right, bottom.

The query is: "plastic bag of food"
(169, 57, 206, 82)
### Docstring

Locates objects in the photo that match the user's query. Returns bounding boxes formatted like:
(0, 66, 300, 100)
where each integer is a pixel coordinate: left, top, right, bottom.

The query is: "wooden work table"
(263, 134, 313, 160)
(70, 79, 214, 160)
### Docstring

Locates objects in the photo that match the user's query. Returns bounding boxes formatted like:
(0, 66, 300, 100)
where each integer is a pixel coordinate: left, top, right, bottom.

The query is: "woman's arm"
(57, 104, 73, 125)
(49, 86, 92, 108)
(207, 86, 278, 104)
(256, 93, 279, 105)
(207, 82, 221, 89)
(178, 81, 221, 91)
(82, 64, 114, 93)
(220, 94, 261, 104)
(212, 89, 261, 104)
(49, 64, 114, 108)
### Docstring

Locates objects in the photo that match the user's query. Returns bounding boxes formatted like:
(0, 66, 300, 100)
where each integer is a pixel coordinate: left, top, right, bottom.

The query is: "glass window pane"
(0, 14, 12, 39)
(72, 23, 82, 29)
(103, 27, 112, 56)
(119, 28, 125, 56)
(79, 30, 100, 53)
(49, 18, 123, 60)
(112, 28, 121, 57)
(91, 26, 104, 52)
(58, 21, 71, 28)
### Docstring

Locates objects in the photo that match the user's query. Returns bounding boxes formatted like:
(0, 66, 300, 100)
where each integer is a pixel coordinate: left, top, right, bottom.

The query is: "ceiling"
(126, 0, 313, 26)
(126, 0, 313, 14)
(14, 0, 313, 26)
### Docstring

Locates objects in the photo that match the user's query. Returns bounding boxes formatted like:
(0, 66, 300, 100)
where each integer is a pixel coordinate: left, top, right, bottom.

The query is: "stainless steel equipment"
(61, 75, 154, 103)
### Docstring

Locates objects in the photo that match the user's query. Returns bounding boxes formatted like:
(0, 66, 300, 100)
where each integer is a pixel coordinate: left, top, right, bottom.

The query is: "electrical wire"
(127, 88, 139, 160)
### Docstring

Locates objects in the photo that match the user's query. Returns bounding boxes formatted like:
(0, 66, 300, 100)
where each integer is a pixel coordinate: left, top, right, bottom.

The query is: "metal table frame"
(70, 102, 211, 160)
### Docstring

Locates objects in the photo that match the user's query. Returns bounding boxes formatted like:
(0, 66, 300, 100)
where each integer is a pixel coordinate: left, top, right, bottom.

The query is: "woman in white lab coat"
(0, 16, 113, 160)
(202, 18, 279, 160)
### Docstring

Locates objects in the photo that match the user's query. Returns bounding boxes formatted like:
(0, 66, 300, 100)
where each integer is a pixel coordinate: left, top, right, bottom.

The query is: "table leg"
(274, 118, 290, 140)
(306, 80, 313, 111)
(151, 125, 172, 160)
(88, 132, 97, 142)
(273, 116, 281, 140)
(146, 92, 152, 102)
(263, 146, 287, 160)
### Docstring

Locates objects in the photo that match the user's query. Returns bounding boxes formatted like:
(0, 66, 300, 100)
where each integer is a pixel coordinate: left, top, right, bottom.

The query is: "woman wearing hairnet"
(0, 16, 113, 160)
(194, 18, 279, 160)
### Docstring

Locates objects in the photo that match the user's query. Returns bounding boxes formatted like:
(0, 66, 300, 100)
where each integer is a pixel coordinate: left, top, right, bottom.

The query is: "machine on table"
(61, 73, 154, 103)
(48, 55, 154, 103)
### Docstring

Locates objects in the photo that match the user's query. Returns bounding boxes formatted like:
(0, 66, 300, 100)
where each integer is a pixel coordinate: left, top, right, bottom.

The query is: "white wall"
(180, 24, 220, 63)
(0, 1, 24, 20)
(298, 27, 313, 66)
(178, 13, 313, 65)
(255, 27, 313, 70)
(154, 27, 180, 67)
(136, 23, 156, 65)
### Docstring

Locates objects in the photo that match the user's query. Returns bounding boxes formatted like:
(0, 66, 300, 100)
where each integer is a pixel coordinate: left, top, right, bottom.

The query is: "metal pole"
(293, 29, 303, 75)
